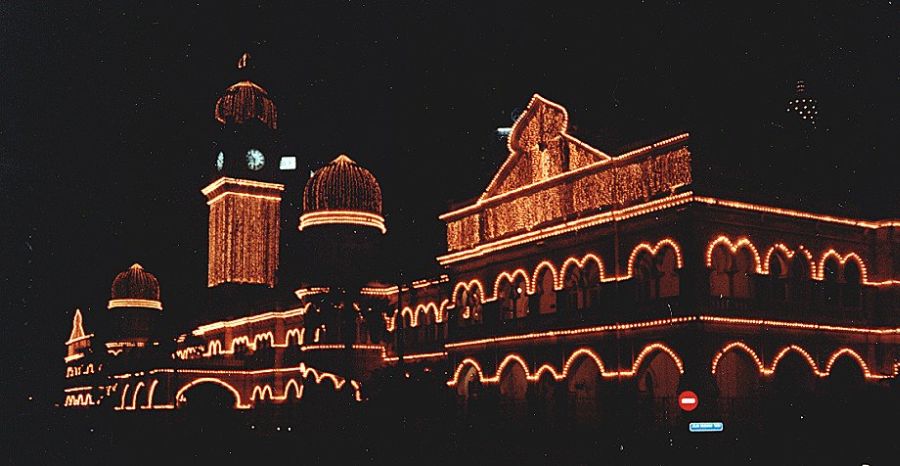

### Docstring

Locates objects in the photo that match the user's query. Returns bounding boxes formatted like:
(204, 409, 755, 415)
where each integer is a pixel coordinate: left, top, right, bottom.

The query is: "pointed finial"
(332, 154, 355, 164)
(130, 263, 143, 270)
(237, 52, 251, 70)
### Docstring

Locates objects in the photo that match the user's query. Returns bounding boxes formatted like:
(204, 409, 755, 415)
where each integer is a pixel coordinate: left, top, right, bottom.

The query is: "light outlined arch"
(711, 342, 766, 375)
(144, 379, 159, 409)
(251, 384, 274, 401)
(491, 269, 531, 302)
(762, 243, 816, 277)
(824, 348, 874, 379)
(117, 383, 131, 410)
(206, 340, 223, 356)
(705, 236, 762, 273)
(253, 331, 275, 347)
(285, 328, 305, 346)
(711, 342, 892, 380)
(448, 343, 685, 387)
(283, 379, 304, 400)
(627, 239, 684, 279)
(816, 250, 869, 283)
(436, 299, 451, 323)
(129, 381, 146, 410)
(400, 307, 415, 328)
(175, 378, 249, 409)
(496, 354, 532, 382)
(531, 261, 560, 293)
(559, 253, 605, 288)
(448, 358, 486, 387)
(452, 279, 486, 306)
(769, 344, 820, 376)
(628, 343, 685, 376)
(561, 348, 607, 379)
(414, 302, 439, 327)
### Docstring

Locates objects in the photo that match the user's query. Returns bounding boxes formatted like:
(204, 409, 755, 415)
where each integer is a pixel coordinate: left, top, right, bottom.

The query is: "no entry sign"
(678, 390, 699, 412)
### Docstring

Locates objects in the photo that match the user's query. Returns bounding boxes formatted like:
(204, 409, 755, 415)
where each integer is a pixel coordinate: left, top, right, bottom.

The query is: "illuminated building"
(63, 56, 899, 427)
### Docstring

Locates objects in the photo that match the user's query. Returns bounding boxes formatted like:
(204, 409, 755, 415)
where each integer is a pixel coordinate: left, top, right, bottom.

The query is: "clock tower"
(202, 53, 283, 314)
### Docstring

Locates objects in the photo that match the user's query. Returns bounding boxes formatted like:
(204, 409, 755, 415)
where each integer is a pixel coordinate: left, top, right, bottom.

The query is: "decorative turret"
(300, 155, 386, 233)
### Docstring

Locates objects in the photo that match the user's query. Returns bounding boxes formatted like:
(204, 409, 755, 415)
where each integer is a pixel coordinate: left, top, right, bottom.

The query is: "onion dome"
(108, 263, 163, 310)
(214, 80, 277, 129)
(300, 155, 386, 233)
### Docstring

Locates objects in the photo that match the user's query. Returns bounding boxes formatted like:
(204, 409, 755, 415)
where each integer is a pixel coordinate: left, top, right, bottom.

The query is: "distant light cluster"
(786, 80, 817, 126)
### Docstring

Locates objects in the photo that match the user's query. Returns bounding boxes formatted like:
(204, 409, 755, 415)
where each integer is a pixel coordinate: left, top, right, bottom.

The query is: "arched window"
(421, 310, 435, 343)
(564, 267, 585, 311)
(822, 258, 840, 305)
(768, 252, 788, 301)
(512, 277, 529, 319)
(732, 249, 754, 299)
(498, 280, 515, 321)
(536, 268, 557, 314)
(657, 248, 680, 298)
(634, 252, 657, 302)
(582, 261, 602, 310)
(454, 288, 468, 318)
(842, 261, 862, 307)
(709, 245, 732, 297)
(788, 255, 811, 303)
(467, 290, 483, 324)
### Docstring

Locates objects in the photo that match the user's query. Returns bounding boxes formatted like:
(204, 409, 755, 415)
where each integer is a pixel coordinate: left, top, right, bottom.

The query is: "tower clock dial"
(246, 149, 265, 171)
(216, 151, 224, 171)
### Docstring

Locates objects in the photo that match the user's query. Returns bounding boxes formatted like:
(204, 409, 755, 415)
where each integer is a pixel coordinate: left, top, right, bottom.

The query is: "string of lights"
(439, 193, 899, 265)
(710, 341, 892, 380)
(447, 343, 684, 387)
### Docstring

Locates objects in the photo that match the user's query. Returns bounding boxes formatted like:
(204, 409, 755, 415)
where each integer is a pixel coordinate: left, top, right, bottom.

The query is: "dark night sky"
(1, 2, 897, 404)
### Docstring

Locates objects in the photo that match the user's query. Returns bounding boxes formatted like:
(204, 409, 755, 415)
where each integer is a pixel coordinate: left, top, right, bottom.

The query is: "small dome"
(109, 263, 162, 310)
(214, 80, 277, 129)
(300, 155, 386, 233)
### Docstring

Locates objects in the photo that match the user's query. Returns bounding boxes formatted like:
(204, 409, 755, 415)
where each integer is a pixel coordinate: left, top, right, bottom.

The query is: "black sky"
(1, 1, 898, 403)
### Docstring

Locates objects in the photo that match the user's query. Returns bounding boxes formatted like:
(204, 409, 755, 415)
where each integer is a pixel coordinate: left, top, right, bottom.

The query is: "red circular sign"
(678, 390, 699, 412)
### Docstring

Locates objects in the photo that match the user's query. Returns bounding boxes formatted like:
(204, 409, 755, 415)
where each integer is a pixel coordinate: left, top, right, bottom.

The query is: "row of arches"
(450, 239, 684, 321)
(711, 342, 888, 380)
(450, 341, 892, 392)
(707, 237, 869, 283)
(451, 344, 685, 422)
(708, 238, 869, 305)
(448, 343, 685, 387)
(172, 364, 362, 410)
(178, 326, 325, 360)
(116, 379, 163, 410)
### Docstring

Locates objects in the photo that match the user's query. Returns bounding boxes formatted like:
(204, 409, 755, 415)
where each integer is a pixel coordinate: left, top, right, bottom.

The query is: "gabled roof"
(480, 94, 611, 201)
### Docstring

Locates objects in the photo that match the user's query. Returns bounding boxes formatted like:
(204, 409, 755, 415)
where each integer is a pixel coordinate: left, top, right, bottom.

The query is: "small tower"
(106, 263, 163, 352)
(299, 154, 386, 289)
(63, 308, 101, 408)
(203, 53, 284, 315)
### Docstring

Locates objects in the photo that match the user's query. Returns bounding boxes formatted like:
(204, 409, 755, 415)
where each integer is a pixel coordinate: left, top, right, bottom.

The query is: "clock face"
(216, 151, 224, 171)
(246, 149, 264, 171)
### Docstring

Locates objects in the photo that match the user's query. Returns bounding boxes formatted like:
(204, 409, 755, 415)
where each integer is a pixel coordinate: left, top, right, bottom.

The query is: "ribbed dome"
(214, 80, 278, 129)
(300, 155, 386, 233)
(109, 263, 162, 310)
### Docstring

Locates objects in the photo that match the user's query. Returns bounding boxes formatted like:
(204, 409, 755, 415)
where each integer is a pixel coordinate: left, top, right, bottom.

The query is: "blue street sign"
(689, 422, 724, 433)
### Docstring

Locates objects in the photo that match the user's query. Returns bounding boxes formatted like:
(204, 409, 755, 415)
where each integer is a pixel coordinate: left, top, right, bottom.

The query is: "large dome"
(109, 263, 162, 310)
(300, 155, 386, 233)
(214, 80, 278, 129)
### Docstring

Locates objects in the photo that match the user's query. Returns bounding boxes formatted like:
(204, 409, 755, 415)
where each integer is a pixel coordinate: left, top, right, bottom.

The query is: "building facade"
(63, 58, 900, 426)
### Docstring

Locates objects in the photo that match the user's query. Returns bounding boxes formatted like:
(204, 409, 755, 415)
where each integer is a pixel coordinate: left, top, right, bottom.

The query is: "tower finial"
(237, 52, 251, 70)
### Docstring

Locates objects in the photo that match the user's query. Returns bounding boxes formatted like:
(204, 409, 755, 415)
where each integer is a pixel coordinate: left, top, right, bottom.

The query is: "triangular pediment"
(481, 94, 611, 200)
